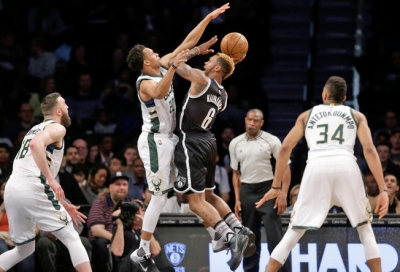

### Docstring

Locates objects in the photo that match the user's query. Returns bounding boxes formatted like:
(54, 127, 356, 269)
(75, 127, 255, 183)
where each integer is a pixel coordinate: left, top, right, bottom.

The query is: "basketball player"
(0, 92, 91, 272)
(167, 41, 252, 270)
(256, 76, 389, 272)
(125, 4, 230, 272)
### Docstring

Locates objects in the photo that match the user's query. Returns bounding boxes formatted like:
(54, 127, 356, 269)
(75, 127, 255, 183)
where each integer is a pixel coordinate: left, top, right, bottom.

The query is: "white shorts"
(138, 132, 178, 196)
(290, 155, 372, 229)
(4, 176, 71, 245)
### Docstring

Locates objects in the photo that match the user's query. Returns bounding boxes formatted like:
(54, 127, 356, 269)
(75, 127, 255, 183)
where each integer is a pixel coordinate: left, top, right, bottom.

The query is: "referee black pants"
(240, 180, 291, 272)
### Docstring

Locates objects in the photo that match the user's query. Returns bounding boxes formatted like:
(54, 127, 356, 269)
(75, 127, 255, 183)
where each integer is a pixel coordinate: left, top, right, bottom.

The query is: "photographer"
(87, 171, 131, 272)
(110, 201, 162, 272)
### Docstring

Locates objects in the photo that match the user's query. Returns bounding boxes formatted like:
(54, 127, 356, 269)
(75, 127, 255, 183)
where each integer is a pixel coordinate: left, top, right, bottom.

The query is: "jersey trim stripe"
(147, 133, 159, 173)
(40, 173, 61, 210)
(13, 236, 36, 246)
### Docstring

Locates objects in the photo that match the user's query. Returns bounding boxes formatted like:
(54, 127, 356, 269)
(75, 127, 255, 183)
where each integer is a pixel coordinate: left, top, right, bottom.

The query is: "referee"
(229, 109, 291, 272)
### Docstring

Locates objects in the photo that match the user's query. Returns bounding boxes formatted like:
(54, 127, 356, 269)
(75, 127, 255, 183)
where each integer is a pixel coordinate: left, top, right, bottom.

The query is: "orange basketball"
(220, 32, 248, 60)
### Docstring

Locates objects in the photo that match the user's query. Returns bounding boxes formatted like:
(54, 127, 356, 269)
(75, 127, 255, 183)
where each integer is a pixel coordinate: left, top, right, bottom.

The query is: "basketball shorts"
(138, 132, 178, 196)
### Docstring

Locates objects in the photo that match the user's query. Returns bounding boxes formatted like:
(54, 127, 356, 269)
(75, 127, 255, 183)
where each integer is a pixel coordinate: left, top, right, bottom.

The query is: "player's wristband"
(169, 60, 177, 70)
(379, 189, 388, 194)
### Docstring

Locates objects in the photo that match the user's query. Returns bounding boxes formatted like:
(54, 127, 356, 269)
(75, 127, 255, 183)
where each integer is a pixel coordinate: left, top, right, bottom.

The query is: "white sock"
(139, 239, 151, 255)
(206, 226, 218, 240)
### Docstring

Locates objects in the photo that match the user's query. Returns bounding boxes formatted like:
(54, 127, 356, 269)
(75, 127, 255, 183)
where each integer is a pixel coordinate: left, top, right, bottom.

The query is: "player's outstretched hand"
(375, 191, 389, 220)
(255, 188, 281, 208)
(63, 202, 87, 226)
(198, 35, 218, 55)
(48, 179, 65, 201)
(208, 3, 230, 20)
(172, 49, 189, 69)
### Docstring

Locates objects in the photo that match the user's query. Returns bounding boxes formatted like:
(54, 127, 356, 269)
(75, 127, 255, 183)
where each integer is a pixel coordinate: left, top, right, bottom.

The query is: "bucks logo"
(58, 211, 69, 225)
(152, 178, 162, 192)
(164, 242, 186, 266)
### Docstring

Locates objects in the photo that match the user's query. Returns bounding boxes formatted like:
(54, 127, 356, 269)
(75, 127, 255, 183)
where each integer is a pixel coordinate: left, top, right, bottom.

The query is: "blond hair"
(217, 53, 235, 79)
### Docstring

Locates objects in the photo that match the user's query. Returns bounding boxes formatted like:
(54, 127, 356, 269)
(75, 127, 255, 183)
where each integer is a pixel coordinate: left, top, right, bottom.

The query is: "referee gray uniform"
(229, 131, 290, 272)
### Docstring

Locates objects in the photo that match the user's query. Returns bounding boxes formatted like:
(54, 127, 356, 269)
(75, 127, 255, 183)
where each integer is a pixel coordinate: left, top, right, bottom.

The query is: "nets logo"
(164, 242, 186, 266)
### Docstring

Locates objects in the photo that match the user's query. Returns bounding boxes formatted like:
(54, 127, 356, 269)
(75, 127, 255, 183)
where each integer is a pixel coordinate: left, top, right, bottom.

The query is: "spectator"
(384, 173, 400, 213)
(284, 184, 300, 214)
(87, 142, 99, 169)
(127, 157, 147, 201)
(71, 163, 89, 189)
(94, 134, 115, 167)
(122, 143, 138, 178)
(0, 181, 36, 272)
(389, 129, 400, 166)
(93, 109, 117, 136)
(374, 130, 390, 146)
(214, 154, 230, 203)
(375, 142, 400, 181)
(73, 138, 89, 165)
(372, 110, 399, 142)
(59, 168, 89, 206)
(0, 144, 11, 183)
(62, 145, 80, 174)
(110, 201, 173, 272)
(365, 170, 379, 213)
(3, 102, 35, 144)
(161, 192, 191, 214)
(65, 72, 100, 128)
(81, 163, 110, 205)
(87, 171, 131, 272)
(27, 35, 57, 86)
(108, 153, 127, 175)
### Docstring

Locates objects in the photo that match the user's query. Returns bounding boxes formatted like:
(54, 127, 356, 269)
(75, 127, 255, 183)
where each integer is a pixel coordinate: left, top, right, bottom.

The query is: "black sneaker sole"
(243, 232, 256, 258)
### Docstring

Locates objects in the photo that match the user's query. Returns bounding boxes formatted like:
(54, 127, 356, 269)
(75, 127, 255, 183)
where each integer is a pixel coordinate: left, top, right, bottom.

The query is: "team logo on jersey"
(152, 178, 162, 192)
(176, 176, 186, 188)
(164, 242, 186, 266)
(158, 140, 163, 145)
(58, 211, 69, 225)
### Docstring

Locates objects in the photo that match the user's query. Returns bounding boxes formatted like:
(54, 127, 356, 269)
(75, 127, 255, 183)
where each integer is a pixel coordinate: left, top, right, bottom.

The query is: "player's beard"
(61, 114, 71, 128)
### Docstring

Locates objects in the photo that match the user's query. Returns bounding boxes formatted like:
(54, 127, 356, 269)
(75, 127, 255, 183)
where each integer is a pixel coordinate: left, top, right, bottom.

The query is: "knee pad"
(142, 194, 168, 233)
(53, 224, 89, 267)
(358, 224, 380, 260)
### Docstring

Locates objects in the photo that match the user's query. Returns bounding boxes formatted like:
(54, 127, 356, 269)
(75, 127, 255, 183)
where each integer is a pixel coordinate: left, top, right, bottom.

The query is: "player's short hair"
(126, 44, 146, 71)
(217, 53, 235, 80)
(41, 92, 61, 116)
(324, 76, 347, 103)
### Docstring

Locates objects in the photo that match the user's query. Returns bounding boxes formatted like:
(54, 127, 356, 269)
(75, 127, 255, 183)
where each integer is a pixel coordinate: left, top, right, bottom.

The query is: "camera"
(114, 201, 140, 229)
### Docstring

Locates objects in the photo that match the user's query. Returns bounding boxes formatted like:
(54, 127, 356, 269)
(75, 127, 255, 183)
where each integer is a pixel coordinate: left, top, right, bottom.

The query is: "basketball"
(220, 32, 248, 60)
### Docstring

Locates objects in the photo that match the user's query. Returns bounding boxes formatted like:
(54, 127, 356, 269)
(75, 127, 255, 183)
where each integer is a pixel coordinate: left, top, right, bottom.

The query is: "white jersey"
(305, 104, 357, 161)
(9, 120, 64, 179)
(136, 65, 176, 134)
